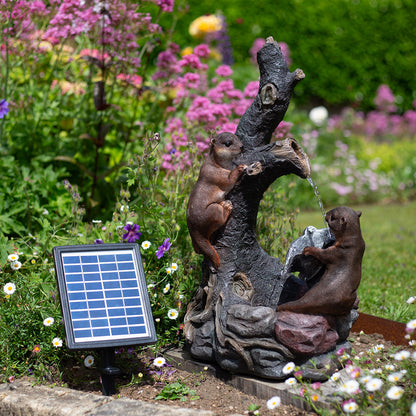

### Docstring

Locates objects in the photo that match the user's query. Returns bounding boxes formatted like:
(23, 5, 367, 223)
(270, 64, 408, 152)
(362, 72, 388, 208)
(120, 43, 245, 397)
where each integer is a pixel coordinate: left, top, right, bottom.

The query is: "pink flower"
(194, 44, 210, 58)
(153, 0, 174, 12)
(215, 65, 233, 77)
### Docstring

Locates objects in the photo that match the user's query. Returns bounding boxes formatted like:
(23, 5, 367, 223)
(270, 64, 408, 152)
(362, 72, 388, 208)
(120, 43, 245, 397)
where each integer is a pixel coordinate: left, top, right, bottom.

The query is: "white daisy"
(386, 385, 404, 400)
(365, 378, 383, 392)
(163, 283, 170, 294)
(84, 355, 94, 367)
(167, 309, 178, 319)
(266, 396, 281, 409)
(141, 240, 151, 250)
(285, 377, 297, 386)
(11, 261, 22, 270)
(331, 372, 341, 381)
(342, 400, 359, 413)
(282, 362, 295, 375)
(372, 344, 384, 353)
(3, 282, 16, 295)
(153, 357, 166, 367)
(393, 350, 411, 361)
(385, 364, 395, 371)
(170, 262, 178, 271)
(411, 401, 416, 416)
(339, 379, 359, 394)
(388, 372, 404, 382)
(52, 337, 63, 347)
(166, 267, 172, 274)
(406, 319, 416, 331)
(406, 296, 416, 304)
(8, 253, 19, 262)
(43, 317, 54, 327)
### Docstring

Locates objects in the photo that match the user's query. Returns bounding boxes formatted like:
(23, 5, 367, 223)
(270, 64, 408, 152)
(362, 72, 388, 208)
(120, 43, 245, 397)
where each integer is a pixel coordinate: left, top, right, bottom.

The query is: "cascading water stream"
(307, 176, 330, 236)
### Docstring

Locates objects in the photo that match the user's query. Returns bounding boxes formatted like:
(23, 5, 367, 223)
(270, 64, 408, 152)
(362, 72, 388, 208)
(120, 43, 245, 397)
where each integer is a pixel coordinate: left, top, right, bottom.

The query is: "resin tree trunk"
(184, 38, 352, 380)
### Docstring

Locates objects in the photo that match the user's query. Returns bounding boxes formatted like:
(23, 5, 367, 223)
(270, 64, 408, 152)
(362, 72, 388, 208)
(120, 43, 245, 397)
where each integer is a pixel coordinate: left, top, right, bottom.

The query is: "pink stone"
(275, 311, 339, 356)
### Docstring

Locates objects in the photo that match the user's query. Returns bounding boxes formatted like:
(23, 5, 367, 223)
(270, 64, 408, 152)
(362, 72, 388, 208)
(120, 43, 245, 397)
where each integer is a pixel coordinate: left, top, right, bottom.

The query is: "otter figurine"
(277, 206, 365, 316)
(187, 132, 259, 269)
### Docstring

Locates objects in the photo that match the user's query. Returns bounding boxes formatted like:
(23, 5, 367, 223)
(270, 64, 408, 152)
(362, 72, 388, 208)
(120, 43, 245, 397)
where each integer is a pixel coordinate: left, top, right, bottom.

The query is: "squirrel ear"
(356, 210, 362, 217)
(210, 138, 215, 146)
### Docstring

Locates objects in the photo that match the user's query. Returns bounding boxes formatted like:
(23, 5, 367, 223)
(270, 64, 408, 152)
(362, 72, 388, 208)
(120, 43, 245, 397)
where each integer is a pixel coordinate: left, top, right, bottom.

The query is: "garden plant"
(0, 0, 415, 414)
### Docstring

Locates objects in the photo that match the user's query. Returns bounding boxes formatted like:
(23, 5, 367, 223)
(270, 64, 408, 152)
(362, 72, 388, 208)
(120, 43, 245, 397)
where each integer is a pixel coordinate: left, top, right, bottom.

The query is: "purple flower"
(122, 223, 141, 243)
(156, 238, 171, 259)
(0, 99, 9, 119)
(94, 239, 104, 244)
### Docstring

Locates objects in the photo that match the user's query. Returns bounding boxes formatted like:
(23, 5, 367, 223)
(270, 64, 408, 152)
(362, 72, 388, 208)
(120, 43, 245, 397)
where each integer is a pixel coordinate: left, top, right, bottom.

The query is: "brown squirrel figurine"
(187, 132, 261, 269)
(277, 206, 365, 316)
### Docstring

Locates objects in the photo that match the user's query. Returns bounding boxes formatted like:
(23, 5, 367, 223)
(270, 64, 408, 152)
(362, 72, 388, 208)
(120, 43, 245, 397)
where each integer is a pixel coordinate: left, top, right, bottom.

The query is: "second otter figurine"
(187, 132, 250, 269)
(277, 206, 365, 316)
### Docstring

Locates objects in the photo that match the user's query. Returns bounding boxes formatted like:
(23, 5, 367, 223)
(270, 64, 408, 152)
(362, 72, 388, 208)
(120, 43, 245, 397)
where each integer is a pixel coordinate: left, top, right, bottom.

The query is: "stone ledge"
(165, 348, 350, 412)
(0, 380, 217, 416)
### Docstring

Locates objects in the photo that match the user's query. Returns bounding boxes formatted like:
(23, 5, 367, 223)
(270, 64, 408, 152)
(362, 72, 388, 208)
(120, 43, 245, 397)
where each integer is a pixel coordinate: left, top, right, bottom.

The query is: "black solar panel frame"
(53, 243, 157, 349)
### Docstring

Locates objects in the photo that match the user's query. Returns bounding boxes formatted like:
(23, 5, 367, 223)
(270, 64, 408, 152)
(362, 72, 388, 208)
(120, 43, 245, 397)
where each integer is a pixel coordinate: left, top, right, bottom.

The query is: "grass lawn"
(295, 200, 416, 323)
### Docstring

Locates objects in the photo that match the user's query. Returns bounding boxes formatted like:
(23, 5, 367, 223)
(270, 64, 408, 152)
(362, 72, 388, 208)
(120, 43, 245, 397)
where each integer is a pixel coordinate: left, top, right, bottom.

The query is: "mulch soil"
(32, 331, 400, 416)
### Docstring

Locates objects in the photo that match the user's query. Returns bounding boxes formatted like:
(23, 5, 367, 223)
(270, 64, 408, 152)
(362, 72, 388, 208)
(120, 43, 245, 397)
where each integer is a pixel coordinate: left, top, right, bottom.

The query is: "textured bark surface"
(184, 37, 355, 380)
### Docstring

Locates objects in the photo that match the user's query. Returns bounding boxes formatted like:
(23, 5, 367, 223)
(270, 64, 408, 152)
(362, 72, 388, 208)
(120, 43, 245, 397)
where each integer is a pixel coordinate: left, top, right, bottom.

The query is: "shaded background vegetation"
(171, 0, 416, 111)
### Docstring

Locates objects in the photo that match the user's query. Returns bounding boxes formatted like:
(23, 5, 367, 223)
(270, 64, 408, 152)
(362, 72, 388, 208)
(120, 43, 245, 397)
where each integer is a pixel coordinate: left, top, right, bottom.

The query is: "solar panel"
(53, 243, 157, 349)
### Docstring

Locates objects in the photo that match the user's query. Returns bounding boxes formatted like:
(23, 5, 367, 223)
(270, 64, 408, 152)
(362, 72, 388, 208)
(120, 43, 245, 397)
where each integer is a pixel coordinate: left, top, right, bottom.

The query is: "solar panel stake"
(53, 243, 157, 396)
(100, 347, 121, 396)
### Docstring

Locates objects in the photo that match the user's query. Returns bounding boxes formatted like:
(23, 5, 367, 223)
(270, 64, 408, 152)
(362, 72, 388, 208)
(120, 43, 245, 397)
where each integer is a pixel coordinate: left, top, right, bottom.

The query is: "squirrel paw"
(246, 161, 262, 176)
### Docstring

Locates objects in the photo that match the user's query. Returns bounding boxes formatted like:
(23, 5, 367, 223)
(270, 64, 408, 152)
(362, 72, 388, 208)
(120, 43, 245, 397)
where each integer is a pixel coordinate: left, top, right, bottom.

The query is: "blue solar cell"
(68, 292, 86, 301)
(123, 289, 140, 297)
(103, 281, 120, 289)
(85, 282, 103, 291)
(116, 254, 132, 262)
(99, 254, 115, 262)
(81, 255, 98, 263)
(100, 263, 118, 271)
(111, 327, 129, 336)
(65, 264, 82, 273)
(121, 280, 138, 288)
(105, 290, 122, 298)
(70, 301, 88, 310)
(117, 262, 134, 271)
(106, 298, 124, 308)
(71, 310, 89, 320)
(127, 316, 144, 325)
(73, 320, 91, 329)
(119, 271, 136, 279)
(91, 318, 109, 327)
(130, 326, 146, 334)
(93, 328, 110, 337)
(108, 308, 124, 317)
(102, 272, 118, 280)
(74, 329, 92, 338)
(90, 309, 107, 318)
(126, 307, 142, 315)
(67, 283, 85, 291)
(66, 274, 83, 282)
(82, 264, 100, 273)
(84, 273, 101, 281)
(63, 256, 80, 264)
(124, 298, 140, 306)
(88, 300, 106, 309)
(86, 291, 104, 300)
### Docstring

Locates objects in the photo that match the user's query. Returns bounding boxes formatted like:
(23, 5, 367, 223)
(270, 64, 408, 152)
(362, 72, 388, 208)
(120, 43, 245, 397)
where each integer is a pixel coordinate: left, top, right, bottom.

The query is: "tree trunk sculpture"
(184, 37, 357, 380)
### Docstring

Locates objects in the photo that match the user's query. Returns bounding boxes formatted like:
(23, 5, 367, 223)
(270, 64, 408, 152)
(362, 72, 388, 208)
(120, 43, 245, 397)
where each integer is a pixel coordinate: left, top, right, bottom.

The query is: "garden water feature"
(307, 176, 329, 234)
(184, 37, 363, 381)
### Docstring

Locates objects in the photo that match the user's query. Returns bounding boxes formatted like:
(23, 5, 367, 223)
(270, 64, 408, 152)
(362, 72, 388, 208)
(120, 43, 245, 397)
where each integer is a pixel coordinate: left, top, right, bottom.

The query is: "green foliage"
(155, 380, 199, 401)
(174, 0, 416, 110)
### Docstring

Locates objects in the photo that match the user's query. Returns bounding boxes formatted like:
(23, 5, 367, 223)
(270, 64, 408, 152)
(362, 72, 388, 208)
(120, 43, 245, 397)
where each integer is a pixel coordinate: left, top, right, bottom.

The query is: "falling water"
(307, 177, 329, 232)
